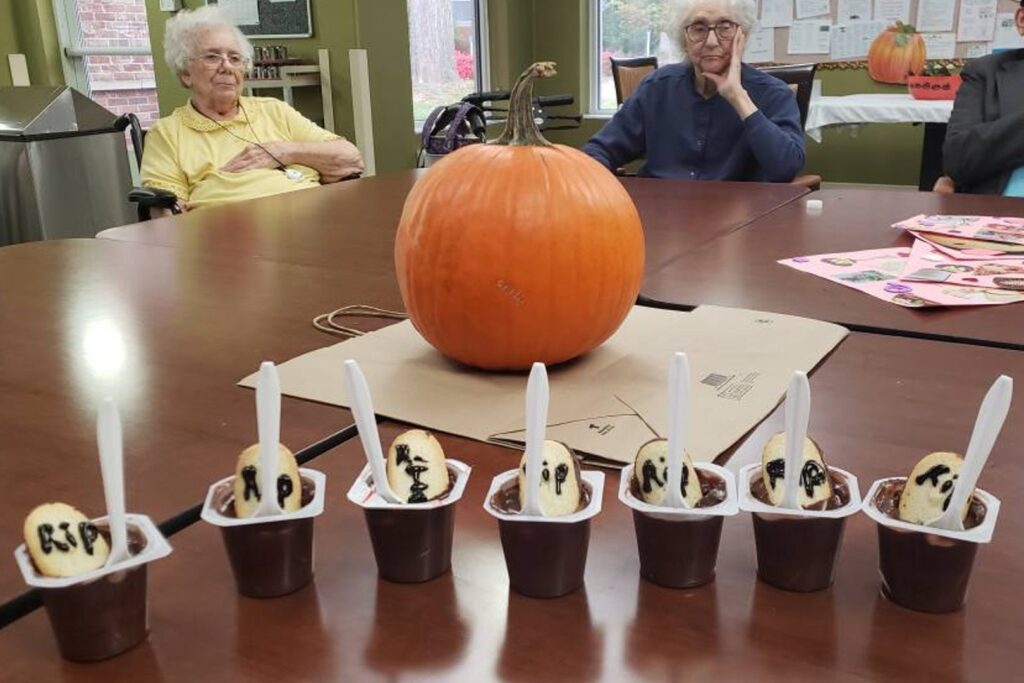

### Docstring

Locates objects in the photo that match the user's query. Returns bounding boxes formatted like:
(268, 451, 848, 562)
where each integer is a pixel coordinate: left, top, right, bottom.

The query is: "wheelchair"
(115, 113, 180, 221)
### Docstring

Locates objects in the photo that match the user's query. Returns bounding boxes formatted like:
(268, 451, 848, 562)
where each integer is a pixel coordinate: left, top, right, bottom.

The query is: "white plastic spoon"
(665, 352, 692, 509)
(781, 371, 810, 510)
(344, 359, 401, 503)
(933, 375, 1012, 531)
(523, 362, 549, 517)
(254, 361, 283, 517)
(97, 398, 130, 566)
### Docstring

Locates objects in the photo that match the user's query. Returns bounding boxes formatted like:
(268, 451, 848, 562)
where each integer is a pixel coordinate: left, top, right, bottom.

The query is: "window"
(52, 0, 160, 129)
(591, 0, 681, 114)
(407, 0, 489, 126)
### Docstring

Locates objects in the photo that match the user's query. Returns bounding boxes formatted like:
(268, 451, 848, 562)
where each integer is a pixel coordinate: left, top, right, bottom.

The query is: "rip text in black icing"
(36, 521, 100, 555)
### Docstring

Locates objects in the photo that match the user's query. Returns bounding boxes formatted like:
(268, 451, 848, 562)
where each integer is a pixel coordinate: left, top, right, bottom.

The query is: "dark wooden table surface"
(97, 172, 808, 277)
(0, 238, 396, 605)
(2, 333, 1022, 682)
(643, 188, 1024, 349)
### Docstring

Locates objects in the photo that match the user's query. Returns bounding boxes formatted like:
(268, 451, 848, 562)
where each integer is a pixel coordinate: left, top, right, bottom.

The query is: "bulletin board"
(205, 0, 313, 39)
(749, 0, 1021, 65)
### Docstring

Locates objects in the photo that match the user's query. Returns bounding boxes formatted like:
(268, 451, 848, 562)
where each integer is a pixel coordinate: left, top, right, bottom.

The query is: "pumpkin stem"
(494, 61, 557, 147)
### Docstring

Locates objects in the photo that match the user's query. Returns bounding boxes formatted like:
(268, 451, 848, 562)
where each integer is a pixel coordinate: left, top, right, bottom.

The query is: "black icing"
(36, 521, 99, 555)
(241, 464, 260, 502)
(800, 461, 827, 497)
(395, 443, 430, 503)
(766, 459, 828, 497)
(277, 474, 294, 508)
(916, 464, 958, 512)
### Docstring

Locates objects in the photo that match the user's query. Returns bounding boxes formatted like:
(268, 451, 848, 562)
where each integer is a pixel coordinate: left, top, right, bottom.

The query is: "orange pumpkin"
(395, 62, 645, 371)
(868, 22, 926, 84)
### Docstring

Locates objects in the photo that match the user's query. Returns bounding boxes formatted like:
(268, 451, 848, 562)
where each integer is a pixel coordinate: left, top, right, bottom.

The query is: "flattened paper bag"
(240, 306, 848, 464)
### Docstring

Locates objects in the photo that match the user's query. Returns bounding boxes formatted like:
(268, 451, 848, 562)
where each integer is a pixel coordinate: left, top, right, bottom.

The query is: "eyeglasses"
(685, 21, 739, 43)
(194, 52, 246, 69)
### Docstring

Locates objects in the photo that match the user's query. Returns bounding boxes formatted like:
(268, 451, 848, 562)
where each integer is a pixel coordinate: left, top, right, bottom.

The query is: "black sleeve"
(943, 60, 1024, 188)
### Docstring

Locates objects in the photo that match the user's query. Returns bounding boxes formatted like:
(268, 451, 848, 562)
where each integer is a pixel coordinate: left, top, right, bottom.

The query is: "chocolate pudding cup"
(211, 475, 319, 597)
(625, 465, 732, 589)
(363, 499, 456, 583)
(744, 465, 857, 592)
(349, 462, 471, 584)
(485, 470, 605, 599)
(870, 478, 988, 613)
(39, 524, 149, 662)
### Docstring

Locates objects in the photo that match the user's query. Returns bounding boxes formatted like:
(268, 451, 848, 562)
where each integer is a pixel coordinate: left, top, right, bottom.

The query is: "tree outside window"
(597, 0, 681, 111)
(408, 0, 485, 124)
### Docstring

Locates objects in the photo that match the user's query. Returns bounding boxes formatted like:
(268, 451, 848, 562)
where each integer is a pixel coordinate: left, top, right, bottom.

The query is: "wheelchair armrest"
(128, 186, 179, 210)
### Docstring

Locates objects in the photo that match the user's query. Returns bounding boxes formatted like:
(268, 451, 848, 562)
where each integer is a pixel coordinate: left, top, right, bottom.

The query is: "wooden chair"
(759, 62, 821, 190)
(610, 56, 658, 105)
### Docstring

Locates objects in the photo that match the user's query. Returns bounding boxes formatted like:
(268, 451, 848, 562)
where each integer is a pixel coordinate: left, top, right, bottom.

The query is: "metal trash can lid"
(0, 86, 121, 141)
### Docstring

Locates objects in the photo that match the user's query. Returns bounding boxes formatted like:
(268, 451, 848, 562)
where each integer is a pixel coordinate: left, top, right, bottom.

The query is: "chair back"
(758, 63, 817, 130)
(610, 56, 658, 105)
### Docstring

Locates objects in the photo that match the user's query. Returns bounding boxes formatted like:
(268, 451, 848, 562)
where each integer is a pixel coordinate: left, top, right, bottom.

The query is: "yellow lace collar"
(178, 98, 261, 132)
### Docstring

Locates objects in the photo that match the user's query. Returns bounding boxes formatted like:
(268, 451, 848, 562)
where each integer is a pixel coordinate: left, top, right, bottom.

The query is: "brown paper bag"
(239, 306, 848, 464)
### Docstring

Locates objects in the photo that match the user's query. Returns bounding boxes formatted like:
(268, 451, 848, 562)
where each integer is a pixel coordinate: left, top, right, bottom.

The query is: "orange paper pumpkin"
(395, 62, 645, 371)
(868, 22, 926, 84)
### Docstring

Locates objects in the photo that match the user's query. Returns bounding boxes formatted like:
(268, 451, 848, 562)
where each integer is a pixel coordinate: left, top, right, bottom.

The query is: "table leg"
(919, 122, 947, 191)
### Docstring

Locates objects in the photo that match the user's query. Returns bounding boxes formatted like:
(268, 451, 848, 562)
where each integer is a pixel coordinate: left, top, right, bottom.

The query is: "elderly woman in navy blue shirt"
(584, 0, 804, 182)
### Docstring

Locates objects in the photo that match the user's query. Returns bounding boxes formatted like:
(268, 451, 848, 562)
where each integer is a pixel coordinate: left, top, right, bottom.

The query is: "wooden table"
(0, 238, 396, 606)
(2, 333, 1022, 682)
(643, 189, 1024, 349)
(97, 172, 808, 277)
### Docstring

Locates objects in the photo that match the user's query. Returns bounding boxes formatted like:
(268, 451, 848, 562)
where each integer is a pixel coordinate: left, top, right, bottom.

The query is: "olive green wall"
(0, 0, 63, 87)
(0, 0, 927, 183)
(0, 0, 18, 87)
(144, 0, 416, 173)
(487, 0, 535, 91)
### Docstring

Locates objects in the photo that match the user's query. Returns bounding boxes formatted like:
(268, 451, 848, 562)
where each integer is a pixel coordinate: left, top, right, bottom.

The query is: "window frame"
(409, 0, 490, 130)
(588, 0, 609, 116)
(51, 0, 154, 96)
(589, 0, 677, 116)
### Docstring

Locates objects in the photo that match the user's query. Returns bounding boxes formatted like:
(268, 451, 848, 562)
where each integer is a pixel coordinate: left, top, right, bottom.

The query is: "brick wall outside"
(75, 0, 159, 129)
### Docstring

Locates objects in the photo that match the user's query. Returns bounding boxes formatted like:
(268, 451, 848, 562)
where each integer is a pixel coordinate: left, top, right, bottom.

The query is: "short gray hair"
(164, 6, 254, 77)
(671, 0, 758, 48)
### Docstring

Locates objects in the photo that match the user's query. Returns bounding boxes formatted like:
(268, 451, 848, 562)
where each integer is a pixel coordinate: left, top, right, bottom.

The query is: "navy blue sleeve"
(582, 87, 647, 170)
(743, 84, 805, 182)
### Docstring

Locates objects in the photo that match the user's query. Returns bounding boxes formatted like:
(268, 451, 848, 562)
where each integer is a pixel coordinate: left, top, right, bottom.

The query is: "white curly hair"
(670, 0, 758, 50)
(163, 6, 254, 81)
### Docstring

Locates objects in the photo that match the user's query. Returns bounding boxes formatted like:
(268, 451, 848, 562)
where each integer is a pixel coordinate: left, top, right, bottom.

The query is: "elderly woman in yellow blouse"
(141, 6, 363, 216)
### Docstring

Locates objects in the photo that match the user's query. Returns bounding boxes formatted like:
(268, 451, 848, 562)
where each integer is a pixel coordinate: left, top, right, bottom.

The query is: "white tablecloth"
(805, 94, 954, 142)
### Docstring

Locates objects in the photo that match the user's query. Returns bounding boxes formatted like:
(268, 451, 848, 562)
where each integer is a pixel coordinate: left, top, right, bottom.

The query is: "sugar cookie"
(23, 503, 110, 578)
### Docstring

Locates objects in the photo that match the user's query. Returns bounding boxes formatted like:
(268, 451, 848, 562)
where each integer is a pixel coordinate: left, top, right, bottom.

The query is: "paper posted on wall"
(789, 20, 832, 54)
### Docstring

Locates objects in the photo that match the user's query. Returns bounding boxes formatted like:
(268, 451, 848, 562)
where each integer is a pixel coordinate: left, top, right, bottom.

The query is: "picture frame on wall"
(205, 0, 313, 39)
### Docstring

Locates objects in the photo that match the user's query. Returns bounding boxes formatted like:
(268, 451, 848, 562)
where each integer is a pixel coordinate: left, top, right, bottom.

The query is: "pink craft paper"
(779, 247, 1024, 308)
(901, 239, 1024, 291)
(907, 231, 1024, 261)
(893, 214, 1024, 246)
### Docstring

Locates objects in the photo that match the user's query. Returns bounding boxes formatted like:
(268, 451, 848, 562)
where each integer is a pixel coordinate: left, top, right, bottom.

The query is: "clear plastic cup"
(14, 514, 172, 661)
(618, 462, 738, 588)
(347, 460, 471, 583)
(201, 468, 326, 598)
(862, 477, 1000, 613)
(483, 470, 604, 598)
(738, 463, 861, 592)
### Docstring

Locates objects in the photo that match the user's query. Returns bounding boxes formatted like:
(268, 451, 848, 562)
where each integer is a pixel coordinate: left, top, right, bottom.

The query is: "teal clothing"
(1003, 166, 1024, 197)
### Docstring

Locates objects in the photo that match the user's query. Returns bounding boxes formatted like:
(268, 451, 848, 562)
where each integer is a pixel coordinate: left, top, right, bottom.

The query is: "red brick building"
(75, 0, 159, 128)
